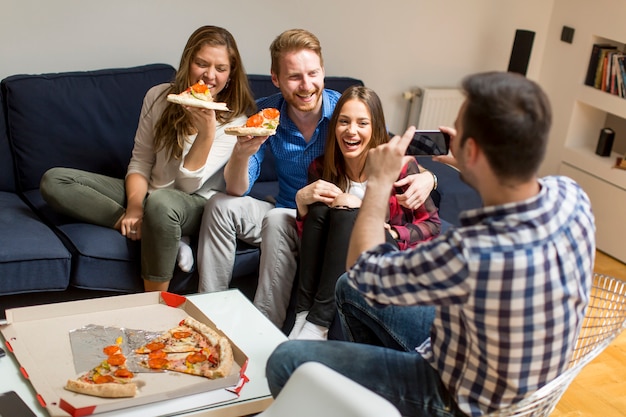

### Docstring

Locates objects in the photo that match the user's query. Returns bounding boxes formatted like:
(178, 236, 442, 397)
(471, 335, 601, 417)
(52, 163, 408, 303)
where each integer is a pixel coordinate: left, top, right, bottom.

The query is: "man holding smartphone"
(266, 71, 595, 416)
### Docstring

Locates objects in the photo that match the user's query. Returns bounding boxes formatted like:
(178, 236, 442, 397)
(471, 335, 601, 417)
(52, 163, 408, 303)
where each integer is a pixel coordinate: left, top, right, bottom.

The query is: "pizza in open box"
(166, 80, 229, 111)
(135, 316, 234, 379)
(224, 108, 280, 136)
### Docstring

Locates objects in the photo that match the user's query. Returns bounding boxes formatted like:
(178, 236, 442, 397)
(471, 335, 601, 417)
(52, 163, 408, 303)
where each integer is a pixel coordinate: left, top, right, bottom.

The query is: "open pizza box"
(1, 292, 249, 417)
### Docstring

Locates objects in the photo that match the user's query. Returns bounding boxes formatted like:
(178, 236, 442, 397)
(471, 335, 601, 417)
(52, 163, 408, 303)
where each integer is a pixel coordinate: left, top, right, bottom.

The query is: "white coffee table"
(0, 289, 287, 417)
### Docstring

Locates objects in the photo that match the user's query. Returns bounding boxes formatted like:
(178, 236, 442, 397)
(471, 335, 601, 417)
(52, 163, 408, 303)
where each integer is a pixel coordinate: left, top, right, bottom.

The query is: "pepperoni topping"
(148, 350, 167, 359)
(147, 357, 169, 369)
(103, 345, 121, 356)
(173, 331, 192, 339)
(106, 353, 126, 366)
(186, 352, 208, 364)
(145, 341, 166, 352)
(114, 369, 134, 379)
(93, 374, 115, 384)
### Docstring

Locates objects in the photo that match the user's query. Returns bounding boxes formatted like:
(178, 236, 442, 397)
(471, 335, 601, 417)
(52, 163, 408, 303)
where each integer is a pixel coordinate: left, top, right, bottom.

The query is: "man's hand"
(432, 125, 458, 167)
(394, 171, 434, 210)
(224, 135, 269, 196)
(346, 126, 416, 268)
(364, 126, 416, 189)
(234, 135, 269, 159)
(295, 179, 343, 217)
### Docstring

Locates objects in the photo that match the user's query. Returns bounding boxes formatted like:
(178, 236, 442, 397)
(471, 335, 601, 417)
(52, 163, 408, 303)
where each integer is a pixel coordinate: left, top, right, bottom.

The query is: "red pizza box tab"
(0, 292, 248, 417)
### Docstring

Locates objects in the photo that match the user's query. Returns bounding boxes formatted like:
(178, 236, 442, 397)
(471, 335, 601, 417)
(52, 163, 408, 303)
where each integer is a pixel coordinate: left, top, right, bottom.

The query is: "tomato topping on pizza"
(166, 80, 230, 111)
(224, 108, 280, 136)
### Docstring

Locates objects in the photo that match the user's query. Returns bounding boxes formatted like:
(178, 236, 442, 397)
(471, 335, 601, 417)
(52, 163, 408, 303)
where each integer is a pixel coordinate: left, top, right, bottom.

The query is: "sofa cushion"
(0, 191, 71, 294)
(2, 63, 176, 192)
(0, 90, 71, 296)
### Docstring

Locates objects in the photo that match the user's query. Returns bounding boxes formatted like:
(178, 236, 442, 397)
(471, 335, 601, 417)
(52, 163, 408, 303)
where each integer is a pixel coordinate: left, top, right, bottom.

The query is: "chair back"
(257, 361, 401, 417)
(487, 273, 626, 416)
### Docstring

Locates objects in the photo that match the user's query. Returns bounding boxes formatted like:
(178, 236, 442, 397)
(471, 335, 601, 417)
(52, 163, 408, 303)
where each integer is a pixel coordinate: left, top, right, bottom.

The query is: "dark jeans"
(266, 275, 466, 417)
(297, 203, 399, 328)
(296, 203, 359, 327)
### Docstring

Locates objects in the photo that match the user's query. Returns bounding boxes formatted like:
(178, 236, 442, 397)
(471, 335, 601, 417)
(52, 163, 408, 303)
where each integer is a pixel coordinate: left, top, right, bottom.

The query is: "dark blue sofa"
(0, 64, 381, 315)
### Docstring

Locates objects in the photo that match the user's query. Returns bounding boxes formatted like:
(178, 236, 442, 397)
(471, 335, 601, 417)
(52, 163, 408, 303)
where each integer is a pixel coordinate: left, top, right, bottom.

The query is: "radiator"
(404, 87, 465, 130)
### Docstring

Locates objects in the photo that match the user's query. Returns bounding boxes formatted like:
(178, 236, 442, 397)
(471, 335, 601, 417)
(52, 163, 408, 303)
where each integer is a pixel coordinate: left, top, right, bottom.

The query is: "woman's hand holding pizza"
(185, 105, 217, 139)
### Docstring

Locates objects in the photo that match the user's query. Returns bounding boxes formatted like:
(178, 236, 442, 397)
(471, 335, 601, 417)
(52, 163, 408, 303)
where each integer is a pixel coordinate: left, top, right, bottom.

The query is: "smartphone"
(405, 130, 450, 156)
(0, 391, 37, 417)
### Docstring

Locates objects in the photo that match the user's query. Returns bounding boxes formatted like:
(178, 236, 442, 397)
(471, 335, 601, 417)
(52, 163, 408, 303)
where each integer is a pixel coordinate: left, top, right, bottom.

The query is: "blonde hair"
(153, 26, 256, 160)
(269, 29, 324, 77)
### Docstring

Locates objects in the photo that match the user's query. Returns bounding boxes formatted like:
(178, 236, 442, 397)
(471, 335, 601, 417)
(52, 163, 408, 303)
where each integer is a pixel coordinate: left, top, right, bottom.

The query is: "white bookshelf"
(540, 0, 626, 262)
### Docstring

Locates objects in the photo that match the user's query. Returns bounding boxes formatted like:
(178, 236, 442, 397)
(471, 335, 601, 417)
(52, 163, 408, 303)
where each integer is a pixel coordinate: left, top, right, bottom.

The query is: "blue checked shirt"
(348, 176, 596, 416)
(243, 89, 341, 208)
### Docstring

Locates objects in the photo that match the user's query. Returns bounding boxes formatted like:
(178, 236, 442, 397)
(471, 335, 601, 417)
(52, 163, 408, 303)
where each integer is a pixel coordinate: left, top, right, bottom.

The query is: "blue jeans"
(266, 274, 466, 417)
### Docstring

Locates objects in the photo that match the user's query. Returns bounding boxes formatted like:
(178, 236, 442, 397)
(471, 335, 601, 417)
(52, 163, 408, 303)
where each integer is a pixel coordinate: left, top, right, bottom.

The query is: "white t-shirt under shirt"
(347, 179, 367, 200)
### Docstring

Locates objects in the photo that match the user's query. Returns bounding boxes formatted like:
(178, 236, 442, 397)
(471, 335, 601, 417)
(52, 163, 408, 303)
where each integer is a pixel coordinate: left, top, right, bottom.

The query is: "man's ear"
(271, 72, 279, 88)
(463, 137, 480, 165)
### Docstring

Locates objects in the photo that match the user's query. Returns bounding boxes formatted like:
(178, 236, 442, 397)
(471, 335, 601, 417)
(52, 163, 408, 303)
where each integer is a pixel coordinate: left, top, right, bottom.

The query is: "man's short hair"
(269, 29, 324, 76)
(461, 72, 552, 181)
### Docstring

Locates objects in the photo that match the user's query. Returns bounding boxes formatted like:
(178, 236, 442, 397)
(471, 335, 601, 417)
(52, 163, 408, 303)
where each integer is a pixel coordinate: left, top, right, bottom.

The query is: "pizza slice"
(224, 108, 280, 136)
(65, 338, 137, 398)
(166, 80, 230, 111)
(135, 316, 234, 379)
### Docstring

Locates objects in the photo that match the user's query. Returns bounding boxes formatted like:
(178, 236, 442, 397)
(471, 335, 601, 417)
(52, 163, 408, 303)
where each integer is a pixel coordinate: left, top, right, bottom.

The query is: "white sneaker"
(296, 321, 328, 341)
(288, 311, 309, 340)
(177, 236, 194, 272)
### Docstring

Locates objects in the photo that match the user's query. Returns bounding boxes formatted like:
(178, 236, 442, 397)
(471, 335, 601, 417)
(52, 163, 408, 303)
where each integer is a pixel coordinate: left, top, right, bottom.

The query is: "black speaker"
(595, 127, 615, 157)
(508, 30, 535, 76)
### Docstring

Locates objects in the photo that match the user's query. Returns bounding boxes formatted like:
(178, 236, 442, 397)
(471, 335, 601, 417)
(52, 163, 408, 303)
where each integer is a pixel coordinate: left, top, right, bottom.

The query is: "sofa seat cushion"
(0, 191, 71, 294)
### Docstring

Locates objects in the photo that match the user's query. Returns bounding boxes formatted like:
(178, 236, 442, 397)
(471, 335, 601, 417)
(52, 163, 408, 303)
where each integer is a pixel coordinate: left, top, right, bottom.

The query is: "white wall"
(1, 0, 553, 133)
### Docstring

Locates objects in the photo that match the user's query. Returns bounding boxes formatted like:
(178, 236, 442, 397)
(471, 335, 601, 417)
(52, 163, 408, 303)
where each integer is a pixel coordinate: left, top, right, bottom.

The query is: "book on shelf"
(617, 56, 626, 98)
(585, 43, 617, 87)
(585, 42, 626, 99)
(597, 48, 616, 90)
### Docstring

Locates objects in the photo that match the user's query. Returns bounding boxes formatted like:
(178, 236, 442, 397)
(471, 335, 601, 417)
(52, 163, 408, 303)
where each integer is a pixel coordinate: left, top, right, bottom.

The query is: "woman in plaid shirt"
(289, 86, 441, 340)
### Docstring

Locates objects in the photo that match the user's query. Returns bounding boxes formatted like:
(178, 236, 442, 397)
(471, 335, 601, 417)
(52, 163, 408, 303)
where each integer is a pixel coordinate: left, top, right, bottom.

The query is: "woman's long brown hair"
(322, 86, 390, 191)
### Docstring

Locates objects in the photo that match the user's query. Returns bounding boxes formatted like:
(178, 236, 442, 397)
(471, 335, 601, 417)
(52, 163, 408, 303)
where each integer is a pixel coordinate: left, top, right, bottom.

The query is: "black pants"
(297, 203, 397, 327)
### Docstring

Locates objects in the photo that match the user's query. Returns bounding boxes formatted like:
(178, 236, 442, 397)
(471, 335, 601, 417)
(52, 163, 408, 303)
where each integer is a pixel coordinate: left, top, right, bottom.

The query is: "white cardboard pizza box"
(0, 292, 248, 417)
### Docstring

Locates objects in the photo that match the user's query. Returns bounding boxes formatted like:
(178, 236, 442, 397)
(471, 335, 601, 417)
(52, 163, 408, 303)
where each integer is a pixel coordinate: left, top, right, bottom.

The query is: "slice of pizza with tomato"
(166, 80, 229, 111)
(224, 108, 280, 136)
(65, 338, 137, 398)
(134, 316, 234, 379)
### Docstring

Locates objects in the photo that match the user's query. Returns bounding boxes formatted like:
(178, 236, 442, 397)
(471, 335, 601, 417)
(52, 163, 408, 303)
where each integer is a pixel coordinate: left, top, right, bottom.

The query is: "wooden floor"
(551, 250, 626, 417)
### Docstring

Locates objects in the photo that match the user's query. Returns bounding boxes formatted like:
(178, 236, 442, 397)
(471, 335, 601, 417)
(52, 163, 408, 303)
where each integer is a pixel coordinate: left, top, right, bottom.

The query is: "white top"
(347, 179, 367, 200)
(126, 83, 247, 199)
